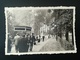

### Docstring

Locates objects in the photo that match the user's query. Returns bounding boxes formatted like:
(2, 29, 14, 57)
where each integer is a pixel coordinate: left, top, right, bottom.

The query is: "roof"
(14, 26, 32, 29)
(14, 26, 32, 31)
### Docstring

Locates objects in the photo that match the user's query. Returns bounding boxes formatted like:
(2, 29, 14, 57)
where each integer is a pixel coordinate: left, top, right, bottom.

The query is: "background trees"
(34, 9, 52, 36)
(6, 10, 16, 37)
(49, 9, 74, 45)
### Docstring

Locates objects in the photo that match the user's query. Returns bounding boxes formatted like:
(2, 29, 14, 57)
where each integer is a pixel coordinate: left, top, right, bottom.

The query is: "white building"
(40, 24, 49, 38)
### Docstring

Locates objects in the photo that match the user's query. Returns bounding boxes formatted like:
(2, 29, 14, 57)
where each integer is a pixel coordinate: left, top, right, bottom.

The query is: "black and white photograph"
(5, 7, 77, 55)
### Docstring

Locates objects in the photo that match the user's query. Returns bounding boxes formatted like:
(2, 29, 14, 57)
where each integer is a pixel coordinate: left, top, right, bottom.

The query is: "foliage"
(34, 9, 52, 35)
(50, 9, 73, 35)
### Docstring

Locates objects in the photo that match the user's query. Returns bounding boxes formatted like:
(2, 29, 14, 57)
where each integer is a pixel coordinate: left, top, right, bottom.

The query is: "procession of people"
(7, 33, 46, 53)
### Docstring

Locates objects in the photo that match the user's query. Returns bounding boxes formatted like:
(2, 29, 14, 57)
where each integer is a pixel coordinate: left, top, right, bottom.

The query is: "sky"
(6, 8, 49, 26)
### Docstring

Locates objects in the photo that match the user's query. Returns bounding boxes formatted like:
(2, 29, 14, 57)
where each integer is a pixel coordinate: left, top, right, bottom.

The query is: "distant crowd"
(8, 33, 45, 53)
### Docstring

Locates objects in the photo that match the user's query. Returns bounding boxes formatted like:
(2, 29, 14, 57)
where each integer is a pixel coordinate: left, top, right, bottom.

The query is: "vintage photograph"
(5, 7, 77, 55)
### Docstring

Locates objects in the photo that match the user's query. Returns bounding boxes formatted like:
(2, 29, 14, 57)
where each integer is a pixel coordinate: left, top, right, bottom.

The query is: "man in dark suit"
(29, 33, 35, 51)
(18, 35, 28, 52)
(42, 36, 45, 42)
(26, 34, 31, 52)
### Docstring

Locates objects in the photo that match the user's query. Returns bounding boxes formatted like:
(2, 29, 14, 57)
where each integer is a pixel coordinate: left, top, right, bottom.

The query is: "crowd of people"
(7, 33, 45, 53)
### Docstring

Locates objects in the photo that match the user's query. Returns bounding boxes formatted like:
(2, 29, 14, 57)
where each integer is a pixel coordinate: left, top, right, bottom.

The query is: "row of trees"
(48, 9, 74, 45)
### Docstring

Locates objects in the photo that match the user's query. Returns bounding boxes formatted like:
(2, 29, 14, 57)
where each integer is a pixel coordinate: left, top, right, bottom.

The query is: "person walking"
(26, 34, 31, 52)
(29, 33, 35, 51)
(18, 35, 28, 52)
(14, 33, 21, 53)
(36, 36, 38, 43)
(38, 35, 41, 43)
(42, 36, 45, 42)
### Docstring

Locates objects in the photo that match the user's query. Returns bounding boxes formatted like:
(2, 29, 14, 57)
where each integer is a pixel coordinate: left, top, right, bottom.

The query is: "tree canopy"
(49, 9, 73, 35)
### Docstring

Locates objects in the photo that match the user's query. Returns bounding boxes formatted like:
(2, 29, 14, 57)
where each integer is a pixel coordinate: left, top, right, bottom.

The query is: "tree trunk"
(72, 30, 74, 45)
(60, 32, 62, 39)
(56, 34, 58, 41)
(59, 29, 62, 46)
(65, 31, 69, 41)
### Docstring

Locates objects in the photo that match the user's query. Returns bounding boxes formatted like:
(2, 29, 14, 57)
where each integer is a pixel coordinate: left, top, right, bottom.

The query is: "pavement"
(32, 38, 51, 52)
(39, 37, 65, 52)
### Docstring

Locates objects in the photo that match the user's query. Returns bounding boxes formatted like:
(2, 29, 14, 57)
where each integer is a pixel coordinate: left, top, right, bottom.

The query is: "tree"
(49, 9, 73, 45)
(6, 10, 16, 37)
(34, 9, 51, 35)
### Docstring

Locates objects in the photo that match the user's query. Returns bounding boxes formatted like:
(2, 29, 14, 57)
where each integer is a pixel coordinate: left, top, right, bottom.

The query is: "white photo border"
(5, 6, 77, 55)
